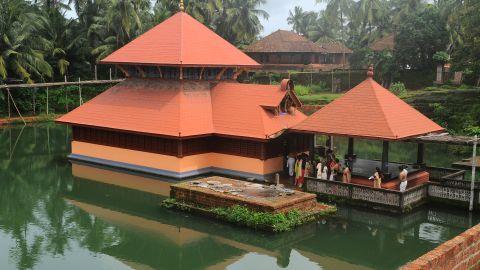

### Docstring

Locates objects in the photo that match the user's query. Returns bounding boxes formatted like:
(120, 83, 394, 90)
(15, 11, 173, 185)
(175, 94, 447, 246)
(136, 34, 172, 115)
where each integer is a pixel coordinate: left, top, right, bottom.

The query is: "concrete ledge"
(68, 154, 267, 181)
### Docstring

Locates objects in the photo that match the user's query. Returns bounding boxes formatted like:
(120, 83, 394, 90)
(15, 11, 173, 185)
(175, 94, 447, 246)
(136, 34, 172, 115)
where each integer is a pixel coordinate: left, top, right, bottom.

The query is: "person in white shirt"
(399, 165, 408, 192)
(287, 154, 296, 177)
(316, 159, 323, 179)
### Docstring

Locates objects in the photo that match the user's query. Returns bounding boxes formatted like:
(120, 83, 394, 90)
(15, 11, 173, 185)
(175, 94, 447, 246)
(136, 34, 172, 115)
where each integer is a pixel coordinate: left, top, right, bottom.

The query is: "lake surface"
(0, 123, 478, 270)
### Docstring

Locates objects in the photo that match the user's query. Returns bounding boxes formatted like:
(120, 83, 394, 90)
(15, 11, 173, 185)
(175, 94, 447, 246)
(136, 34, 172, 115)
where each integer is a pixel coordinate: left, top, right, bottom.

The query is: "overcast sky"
(260, 0, 325, 36)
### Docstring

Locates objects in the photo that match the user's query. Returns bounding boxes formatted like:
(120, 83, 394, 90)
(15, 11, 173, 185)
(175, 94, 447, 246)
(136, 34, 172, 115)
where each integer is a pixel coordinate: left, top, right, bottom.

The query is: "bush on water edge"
(161, 198, 336, 233)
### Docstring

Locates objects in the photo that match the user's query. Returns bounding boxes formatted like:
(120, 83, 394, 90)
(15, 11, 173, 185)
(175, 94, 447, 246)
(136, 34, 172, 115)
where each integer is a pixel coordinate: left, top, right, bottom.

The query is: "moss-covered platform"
(163, 176, 336, 232)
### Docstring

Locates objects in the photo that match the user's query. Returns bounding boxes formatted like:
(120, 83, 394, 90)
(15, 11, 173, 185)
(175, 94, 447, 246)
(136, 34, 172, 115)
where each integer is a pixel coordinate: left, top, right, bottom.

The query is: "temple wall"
(71, 141, 284, 178)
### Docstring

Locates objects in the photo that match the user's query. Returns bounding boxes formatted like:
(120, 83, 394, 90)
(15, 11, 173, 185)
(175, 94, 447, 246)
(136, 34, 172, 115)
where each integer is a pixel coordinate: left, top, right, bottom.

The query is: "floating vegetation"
(161, 198, 336, 233)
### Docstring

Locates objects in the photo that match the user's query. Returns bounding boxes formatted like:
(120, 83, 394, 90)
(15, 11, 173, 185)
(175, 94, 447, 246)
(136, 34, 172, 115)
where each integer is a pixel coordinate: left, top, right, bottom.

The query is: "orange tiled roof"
(56, 79, 306, 139)
(100, 12, 260, 68)
(292, 75, 444, 140)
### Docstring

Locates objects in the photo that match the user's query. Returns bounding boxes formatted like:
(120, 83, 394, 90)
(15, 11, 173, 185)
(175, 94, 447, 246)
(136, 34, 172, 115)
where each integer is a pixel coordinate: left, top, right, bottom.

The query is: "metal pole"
(46, 87, 49, 115)
(109, 68, 112, 80)
(32, 88, 36, 115)
(7, 89, 11, 118)
(78, 77, 83, 106)
(331, 70, 334, 93)
(95, 65, 98, 80)
(469, 135, 477, 211)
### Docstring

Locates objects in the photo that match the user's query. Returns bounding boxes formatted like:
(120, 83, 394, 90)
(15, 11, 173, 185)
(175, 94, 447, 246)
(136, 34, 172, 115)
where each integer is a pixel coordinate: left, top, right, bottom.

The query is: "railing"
(426, 166, 465, 181)
(426, 166, 479, 190)
(305, 177, 428, 213)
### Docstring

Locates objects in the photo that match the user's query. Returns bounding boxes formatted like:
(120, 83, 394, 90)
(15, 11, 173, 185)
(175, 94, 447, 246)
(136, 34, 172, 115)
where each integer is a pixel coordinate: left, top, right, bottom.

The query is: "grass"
(299, 93, 342, 105)
(296, 84, 480, 105)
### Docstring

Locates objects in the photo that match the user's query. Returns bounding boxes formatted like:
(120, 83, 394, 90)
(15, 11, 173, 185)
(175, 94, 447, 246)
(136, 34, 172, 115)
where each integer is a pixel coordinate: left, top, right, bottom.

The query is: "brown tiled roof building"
(369, 34, 395, 52)
(244, 30, 352, 71)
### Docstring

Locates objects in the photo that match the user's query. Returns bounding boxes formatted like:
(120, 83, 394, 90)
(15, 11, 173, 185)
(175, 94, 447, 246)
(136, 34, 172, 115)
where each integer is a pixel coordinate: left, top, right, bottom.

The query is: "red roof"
(56, 79, 306, 139)
(100, 12, 260, 68)
(292, 75, 444, 140)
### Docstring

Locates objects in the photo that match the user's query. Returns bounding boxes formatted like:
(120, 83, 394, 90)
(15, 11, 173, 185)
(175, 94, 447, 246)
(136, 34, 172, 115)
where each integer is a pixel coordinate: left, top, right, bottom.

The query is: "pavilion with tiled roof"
(292, 66, 445, 189)
(57, 8, 311, 180)
(244, 30, 351, 71)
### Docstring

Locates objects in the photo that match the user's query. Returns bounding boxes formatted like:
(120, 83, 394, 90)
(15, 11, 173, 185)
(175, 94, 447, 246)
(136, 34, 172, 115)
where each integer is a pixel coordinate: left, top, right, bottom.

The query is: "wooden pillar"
(310, 134, 315, 163)
(382, 141, 389, 174)
(416, 143, 425, 165)
(177, 139, 183, 158)
(348, 137, 354, 156)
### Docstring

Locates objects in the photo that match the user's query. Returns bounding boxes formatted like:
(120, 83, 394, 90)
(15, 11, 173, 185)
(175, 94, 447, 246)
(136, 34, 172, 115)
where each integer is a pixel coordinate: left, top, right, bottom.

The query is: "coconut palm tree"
(358, 0, 386, 43)
(0, 0, 53, 83)
(288, 6, 318, 37)
(215, 0, 269, 46)
(317, 0, 353, 42)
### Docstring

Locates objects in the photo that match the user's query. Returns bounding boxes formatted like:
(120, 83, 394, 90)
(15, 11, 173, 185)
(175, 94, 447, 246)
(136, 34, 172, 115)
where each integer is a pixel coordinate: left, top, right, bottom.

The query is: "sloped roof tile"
(244, 30, 327, 53)
(56, 79, 306, 139)
(100, 12, 260, 67)
(292, 76, 444, 140)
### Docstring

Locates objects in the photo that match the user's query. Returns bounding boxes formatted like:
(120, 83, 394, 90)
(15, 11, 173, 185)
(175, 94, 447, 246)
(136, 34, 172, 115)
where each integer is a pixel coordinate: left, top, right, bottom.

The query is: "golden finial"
(367, 64, 374, 78)
(179, 0, 185, 12)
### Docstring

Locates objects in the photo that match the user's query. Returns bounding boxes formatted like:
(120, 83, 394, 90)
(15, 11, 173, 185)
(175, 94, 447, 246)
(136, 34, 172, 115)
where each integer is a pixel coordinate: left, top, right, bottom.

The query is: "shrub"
(212, 205, 305, 232)
(310, 82, 329, 93)
(294, 85, 310, 96)
(389, 82, 407, 96)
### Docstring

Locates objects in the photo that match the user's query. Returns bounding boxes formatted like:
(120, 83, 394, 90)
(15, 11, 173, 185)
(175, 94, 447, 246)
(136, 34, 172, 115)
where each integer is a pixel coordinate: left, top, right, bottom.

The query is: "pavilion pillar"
(382, 141, 389, 174)
(347, 137, 354, 156)
(416, 143, 425, 166)
(309, 134, 315, 164)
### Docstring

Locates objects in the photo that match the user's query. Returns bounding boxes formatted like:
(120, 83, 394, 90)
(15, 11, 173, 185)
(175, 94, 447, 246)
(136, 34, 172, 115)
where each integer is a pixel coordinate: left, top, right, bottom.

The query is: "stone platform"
(170, 176, 320, 213)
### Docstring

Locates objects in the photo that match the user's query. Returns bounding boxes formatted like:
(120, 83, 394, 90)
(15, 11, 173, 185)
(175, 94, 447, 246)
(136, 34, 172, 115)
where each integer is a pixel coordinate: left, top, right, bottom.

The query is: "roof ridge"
(179, 12, 184, 64)
(369, 79, 398, 139)
(177, 81, 183, 136)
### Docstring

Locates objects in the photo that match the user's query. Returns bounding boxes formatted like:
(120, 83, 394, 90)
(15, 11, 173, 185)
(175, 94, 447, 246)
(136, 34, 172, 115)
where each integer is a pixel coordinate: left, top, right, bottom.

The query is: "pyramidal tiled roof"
(100, 12, 260, 67)
(292, 70, 444, 140)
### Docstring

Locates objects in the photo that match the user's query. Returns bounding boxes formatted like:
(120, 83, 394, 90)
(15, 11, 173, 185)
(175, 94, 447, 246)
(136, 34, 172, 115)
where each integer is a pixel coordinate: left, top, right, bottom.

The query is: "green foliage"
(389, 82, 406, 96)
(298, 93, 341, 105)
(310, 82, 329, 93)
(161, 199, 335, 232)
(433, 51, 450, 63)
(211, 205, 306, 232)
(294, 85, 311, 96)
(294, 83, 330, 96)
(464, 126, 480, 136)
(395, 5, 448, 71)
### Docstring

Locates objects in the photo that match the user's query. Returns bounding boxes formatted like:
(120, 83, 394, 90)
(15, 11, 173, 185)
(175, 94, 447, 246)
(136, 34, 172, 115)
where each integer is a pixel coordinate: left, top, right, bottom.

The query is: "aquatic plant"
(161, 199, 336, 233)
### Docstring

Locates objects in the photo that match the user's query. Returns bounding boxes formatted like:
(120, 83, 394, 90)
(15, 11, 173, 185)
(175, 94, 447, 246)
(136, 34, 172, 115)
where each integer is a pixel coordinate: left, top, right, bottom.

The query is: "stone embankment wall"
(401, 223, 480, 270)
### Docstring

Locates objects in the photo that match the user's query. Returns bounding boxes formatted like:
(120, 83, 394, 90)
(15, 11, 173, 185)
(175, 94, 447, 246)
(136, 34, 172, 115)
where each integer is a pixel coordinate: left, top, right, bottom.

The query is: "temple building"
(244, 30, 352, 71)
(56, 10, 310, 180)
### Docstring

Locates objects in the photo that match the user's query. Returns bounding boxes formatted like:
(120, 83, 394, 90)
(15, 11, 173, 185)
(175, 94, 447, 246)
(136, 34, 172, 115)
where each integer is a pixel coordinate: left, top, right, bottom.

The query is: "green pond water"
(1, 123, 479, 270)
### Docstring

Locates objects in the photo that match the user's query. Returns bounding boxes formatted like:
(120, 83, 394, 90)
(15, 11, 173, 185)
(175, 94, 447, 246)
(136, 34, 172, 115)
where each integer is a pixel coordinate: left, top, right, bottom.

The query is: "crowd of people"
(287, 148, 409, 191)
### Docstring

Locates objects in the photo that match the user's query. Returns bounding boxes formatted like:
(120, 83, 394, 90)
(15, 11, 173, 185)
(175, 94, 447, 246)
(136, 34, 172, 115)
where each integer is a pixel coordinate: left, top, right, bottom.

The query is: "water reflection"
(0, 123, 478, 270)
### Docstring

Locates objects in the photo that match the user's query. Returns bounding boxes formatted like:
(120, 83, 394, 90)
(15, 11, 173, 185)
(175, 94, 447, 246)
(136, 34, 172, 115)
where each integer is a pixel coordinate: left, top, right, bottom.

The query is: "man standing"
(399, 166, 408, 192)
(287, 154, 296, 178)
